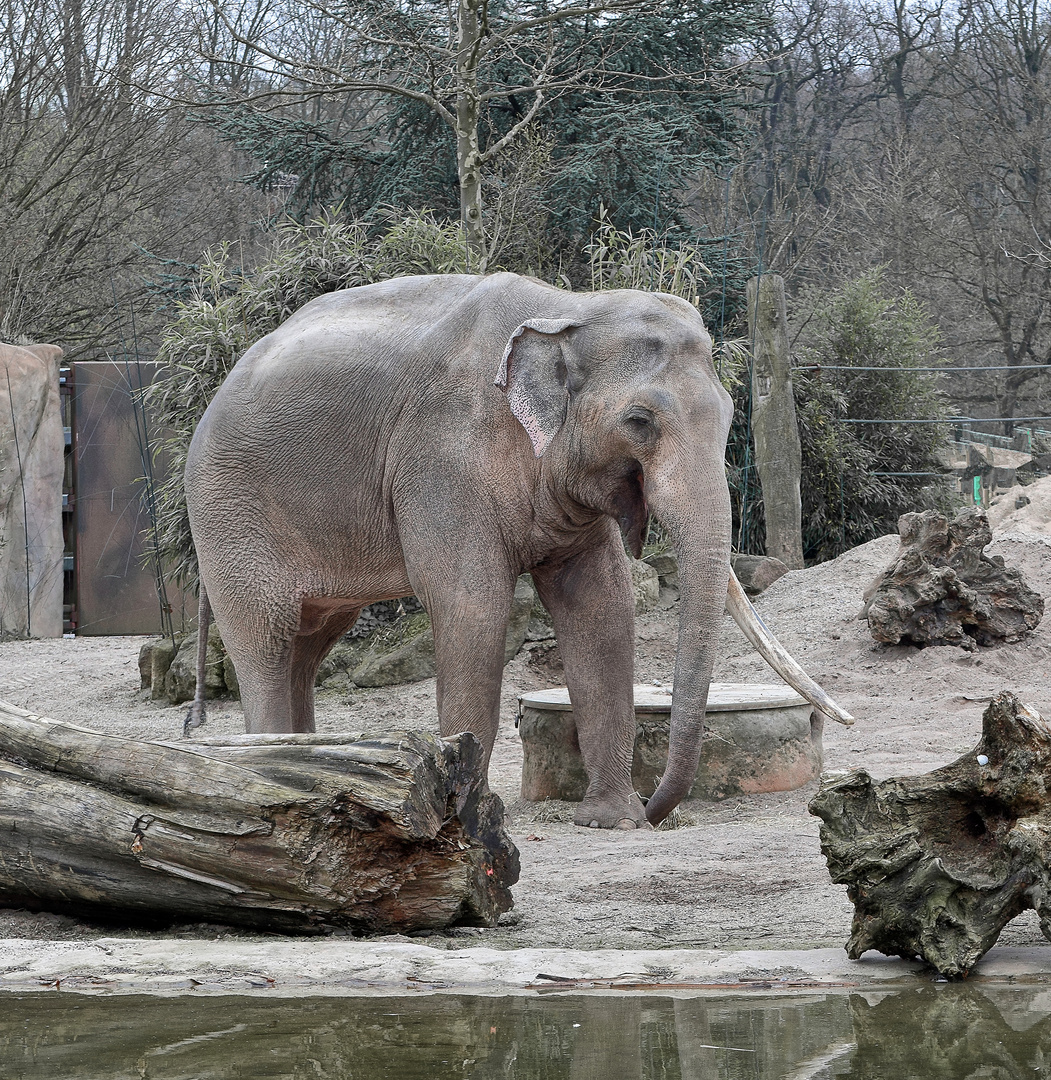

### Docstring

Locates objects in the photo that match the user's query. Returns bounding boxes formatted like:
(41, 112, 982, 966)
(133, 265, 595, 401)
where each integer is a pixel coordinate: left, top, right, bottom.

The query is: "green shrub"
(146, 210, 468, 588)
(791, 270, 955, 562)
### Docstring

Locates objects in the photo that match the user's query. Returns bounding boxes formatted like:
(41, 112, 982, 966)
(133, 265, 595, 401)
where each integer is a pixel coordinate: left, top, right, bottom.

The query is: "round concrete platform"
(518, 683, 823, 802)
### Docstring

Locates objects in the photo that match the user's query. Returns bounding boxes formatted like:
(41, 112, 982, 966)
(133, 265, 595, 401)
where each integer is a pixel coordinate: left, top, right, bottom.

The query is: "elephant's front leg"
(533, 524, 650, 830)
(410, 564, 516, 773)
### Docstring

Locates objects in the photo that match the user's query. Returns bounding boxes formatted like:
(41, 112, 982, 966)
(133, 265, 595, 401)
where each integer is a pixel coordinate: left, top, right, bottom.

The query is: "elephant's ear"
(495, 318, 579, 457)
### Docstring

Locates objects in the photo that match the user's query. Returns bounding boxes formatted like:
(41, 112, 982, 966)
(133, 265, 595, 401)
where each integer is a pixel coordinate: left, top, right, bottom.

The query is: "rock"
(505, 576, 536, 662)
(223, 654, 240, 698)
(351, 612, 436, 688)
(349, 580, 536, 689)
(525, 608, 556, 641)
(164, 623, 226, 704)
(864, 507, 1044, 647)
(525, 640, 563, 682)
(645, 551, 680, 606)
(316, 637, 369, 689)
(137, 641, 153, 689)
(629, 558, 660, 614)
(518, 574, 555, 642)
(731, 554, 790, 595)
(643, 551, 679, 584)
(137, 638, 181, 699)
(150, 638, 180, 701)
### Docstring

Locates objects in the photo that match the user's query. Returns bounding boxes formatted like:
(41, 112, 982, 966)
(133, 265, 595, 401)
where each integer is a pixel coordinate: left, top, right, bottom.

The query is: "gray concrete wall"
(0, 343, 64, 637)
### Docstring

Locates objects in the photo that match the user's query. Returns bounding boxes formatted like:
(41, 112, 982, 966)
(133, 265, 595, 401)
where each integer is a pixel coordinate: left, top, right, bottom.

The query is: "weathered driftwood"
(0, 700, 518, 933)
(810, 691, 1051, 977)
(864, 507, 1043, 647)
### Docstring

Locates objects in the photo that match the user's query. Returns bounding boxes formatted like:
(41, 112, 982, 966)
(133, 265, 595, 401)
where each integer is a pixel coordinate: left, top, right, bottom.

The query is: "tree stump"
(0, 701, 518, 933)
(809, 692, 1051, 977)
(864, 507, 1043, 647)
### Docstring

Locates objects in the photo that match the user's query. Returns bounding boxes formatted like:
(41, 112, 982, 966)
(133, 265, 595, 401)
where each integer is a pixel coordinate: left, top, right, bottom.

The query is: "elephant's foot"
(184, 697, 207, 736)
(574, 792, 652, 831)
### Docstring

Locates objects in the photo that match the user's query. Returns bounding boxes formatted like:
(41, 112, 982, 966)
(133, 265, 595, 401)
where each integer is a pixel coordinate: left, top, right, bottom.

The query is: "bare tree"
(0, 0, 266, 352)
(198, 0, 761, 266)
(905, 0, 1051, 424)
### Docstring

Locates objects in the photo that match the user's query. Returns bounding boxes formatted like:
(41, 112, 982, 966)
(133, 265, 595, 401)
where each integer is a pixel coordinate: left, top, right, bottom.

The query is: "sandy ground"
(4, 491, 1051, 974)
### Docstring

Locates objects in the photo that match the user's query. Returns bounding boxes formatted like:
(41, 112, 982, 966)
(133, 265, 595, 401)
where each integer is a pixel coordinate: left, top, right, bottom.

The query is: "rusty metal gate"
(67, 361, 190, 636)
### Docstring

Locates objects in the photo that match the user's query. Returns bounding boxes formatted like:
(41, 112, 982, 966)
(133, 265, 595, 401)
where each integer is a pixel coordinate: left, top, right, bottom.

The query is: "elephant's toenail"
(589, 820, 600, 828)
(615, 818, 637, 830)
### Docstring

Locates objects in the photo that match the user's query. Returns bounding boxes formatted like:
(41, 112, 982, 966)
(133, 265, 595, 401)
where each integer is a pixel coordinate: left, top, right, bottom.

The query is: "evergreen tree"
(201, 0, 765, 267)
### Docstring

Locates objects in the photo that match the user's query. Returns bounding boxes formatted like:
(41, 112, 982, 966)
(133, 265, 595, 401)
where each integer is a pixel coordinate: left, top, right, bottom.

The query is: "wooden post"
(748, 276, 804, 569)
(0, 701, 519, 933)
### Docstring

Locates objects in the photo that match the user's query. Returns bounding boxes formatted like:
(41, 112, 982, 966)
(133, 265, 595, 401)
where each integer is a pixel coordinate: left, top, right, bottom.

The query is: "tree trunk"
(456, 0, 487, 268)
(810, 691, 1051, 978)
(0, 701, 518, 933)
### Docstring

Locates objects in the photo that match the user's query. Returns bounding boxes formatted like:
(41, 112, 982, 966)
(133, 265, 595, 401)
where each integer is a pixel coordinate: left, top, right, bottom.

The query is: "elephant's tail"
(183, 586, 212, 736)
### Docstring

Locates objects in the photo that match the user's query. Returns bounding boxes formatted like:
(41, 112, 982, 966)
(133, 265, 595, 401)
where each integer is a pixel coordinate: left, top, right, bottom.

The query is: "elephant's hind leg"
(289, 601, 362, 733)
(211, 589, 301, 734)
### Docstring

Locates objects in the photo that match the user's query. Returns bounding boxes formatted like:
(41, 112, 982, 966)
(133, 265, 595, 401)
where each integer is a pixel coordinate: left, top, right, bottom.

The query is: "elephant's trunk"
(644, 465, 854, 827)
(644, 466, 733, 826)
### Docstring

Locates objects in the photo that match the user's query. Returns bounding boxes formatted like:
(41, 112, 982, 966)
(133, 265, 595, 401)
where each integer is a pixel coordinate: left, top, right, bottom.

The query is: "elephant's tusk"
(725, 569, 855, 727)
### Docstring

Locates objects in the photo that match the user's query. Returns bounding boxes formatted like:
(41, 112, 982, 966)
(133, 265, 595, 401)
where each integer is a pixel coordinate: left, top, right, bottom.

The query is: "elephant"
(184, 272, 850, 828)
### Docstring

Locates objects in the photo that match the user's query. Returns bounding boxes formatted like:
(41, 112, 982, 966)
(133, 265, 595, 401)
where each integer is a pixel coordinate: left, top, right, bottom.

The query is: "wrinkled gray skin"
(185, 273, 733, 828)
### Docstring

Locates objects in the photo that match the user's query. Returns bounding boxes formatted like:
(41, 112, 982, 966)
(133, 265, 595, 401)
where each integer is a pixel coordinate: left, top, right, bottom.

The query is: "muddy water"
(2, 983, 1050, 1078)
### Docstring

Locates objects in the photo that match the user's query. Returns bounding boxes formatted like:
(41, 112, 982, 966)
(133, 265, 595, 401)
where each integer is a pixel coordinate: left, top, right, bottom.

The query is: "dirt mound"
(989, 474, 1051, 536)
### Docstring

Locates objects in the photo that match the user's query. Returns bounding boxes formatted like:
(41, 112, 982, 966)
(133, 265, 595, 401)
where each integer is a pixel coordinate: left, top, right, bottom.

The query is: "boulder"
(864, 507, 1044, 647)
(150, 638, 180, 700)
(643, 551, 679, 585)
(223, 653, 240, 698)
(730, 554, 790, 595)
(644, 551, 680, 607)
(629, 558, 660, 614)
(137, 637, 182, 700)
(315, 636, 370, 690)
(137, 641, 153, 689)
(141, 578, 541, 701)
(349, 612, 436, 688)
(348, 577, 536, 689)
(524, 581, 556, 641)
(504, 576, 536, 659)
(164, 623, 226, 704)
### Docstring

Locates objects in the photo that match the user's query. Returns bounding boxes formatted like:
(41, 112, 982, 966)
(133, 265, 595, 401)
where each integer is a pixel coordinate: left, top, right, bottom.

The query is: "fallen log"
(0, 700, 519, 933)
(809, 691, 1051, 977)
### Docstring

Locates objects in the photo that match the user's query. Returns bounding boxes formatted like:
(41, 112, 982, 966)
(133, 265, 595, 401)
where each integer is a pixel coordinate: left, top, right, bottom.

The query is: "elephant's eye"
(623, 407, 658, 437)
